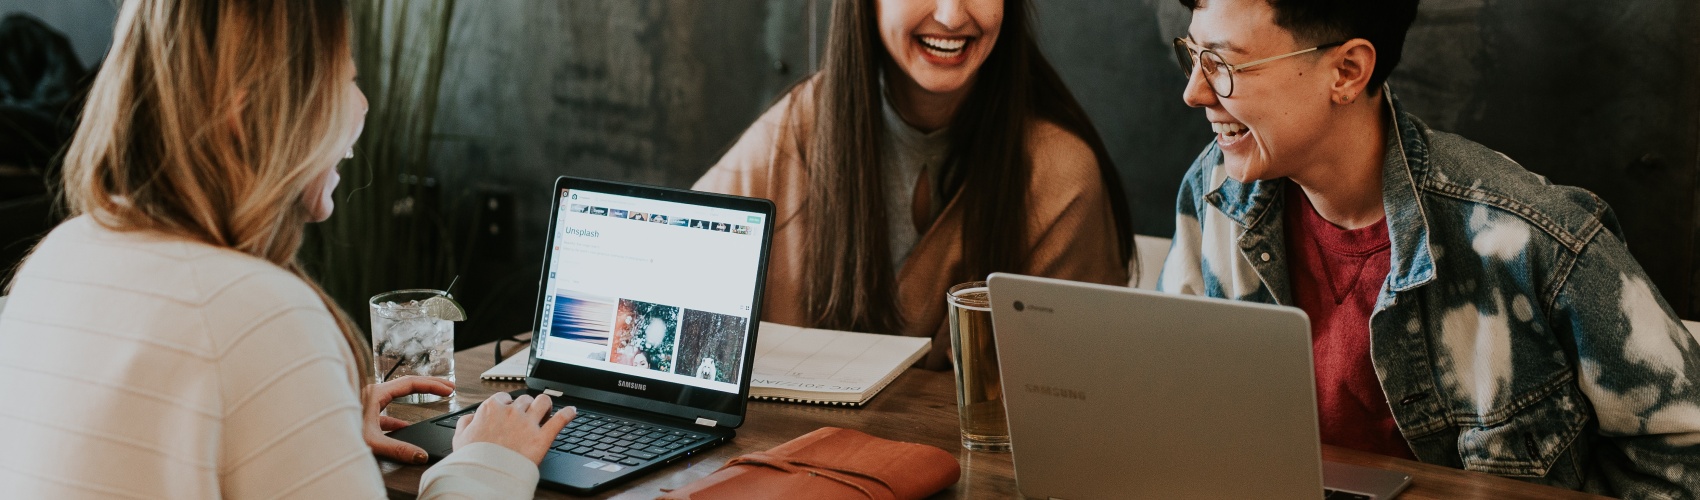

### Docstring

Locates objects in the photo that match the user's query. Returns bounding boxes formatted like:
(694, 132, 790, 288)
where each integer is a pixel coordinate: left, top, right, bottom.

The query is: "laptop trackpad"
(540, 451, 627, 489)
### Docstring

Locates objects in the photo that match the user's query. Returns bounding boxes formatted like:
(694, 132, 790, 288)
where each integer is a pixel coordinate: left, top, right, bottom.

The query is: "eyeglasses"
(1173, 37, 1345, 97)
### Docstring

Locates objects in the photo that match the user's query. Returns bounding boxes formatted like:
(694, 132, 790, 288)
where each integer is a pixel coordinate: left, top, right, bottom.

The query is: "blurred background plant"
(301, 0, 466, 339)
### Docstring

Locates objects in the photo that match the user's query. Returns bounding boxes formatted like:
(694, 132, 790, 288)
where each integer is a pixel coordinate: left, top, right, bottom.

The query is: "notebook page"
(480, 350, 531, 381)
(751, 322, 929, 395)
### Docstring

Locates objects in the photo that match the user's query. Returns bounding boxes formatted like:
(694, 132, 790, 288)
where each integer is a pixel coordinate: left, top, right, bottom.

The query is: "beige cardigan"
(694, 81, 1128, 370)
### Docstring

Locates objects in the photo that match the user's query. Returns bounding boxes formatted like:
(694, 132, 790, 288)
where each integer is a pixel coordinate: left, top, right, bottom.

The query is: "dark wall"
(427, 1, 828, 339)
(0, 1, 114, 66)
(5, 0, 1696, 339)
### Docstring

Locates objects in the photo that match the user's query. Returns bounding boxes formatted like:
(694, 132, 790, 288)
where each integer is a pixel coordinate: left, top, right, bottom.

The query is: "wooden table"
(380, 341, 1608, 499)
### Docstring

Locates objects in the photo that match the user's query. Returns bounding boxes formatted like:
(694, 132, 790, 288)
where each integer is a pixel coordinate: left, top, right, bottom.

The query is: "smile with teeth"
(1212, 122, 1248, 138)
(918, 36, 969, 58)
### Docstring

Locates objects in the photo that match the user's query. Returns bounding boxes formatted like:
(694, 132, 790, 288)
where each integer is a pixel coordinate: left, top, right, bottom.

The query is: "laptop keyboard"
(1323, 489, 1373, 500)
(435, 407, 711, 468)
(553, 411, 712, 466)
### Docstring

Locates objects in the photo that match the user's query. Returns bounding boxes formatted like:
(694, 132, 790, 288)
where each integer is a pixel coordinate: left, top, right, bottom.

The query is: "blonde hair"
(62, 0, 373, 387)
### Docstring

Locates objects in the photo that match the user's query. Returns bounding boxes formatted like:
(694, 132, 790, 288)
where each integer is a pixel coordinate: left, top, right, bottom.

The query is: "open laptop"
(987, 273, 1412, 500)
(389, 176, 774, 494)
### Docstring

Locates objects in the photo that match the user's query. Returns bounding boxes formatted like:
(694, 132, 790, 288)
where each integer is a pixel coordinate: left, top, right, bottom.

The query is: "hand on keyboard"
(453, 392, 578, 464)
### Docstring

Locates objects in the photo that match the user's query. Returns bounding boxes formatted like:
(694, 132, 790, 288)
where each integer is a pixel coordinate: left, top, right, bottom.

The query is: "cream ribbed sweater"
(0, 216, 536, 499)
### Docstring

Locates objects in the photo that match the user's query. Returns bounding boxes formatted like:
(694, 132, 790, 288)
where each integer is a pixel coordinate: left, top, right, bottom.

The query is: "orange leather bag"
(658, 427, 961, 500)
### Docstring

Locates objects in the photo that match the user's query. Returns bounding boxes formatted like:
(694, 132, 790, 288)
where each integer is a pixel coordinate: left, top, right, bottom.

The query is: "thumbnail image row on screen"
(547, 291, 749, 384)
(569, 204, 752, 235)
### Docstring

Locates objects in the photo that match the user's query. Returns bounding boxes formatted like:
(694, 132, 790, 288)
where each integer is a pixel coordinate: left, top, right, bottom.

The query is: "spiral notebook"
(747, 322, 930, 407)
(480, 350, 531, 381)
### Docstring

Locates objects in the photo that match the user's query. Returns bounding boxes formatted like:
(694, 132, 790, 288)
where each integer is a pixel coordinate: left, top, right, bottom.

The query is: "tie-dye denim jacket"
(1157, 93, 1700, 498)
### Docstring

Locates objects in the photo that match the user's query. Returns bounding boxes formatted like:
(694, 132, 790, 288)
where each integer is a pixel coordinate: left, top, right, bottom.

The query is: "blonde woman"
(0, 1, 572, 497)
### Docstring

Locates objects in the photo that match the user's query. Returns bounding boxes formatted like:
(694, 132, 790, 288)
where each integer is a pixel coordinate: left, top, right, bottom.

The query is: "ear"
(1330, 39, 1377, 105)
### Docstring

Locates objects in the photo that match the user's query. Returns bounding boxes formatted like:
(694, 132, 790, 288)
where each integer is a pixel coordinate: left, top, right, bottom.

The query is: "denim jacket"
(1157, 93, 1700, 498)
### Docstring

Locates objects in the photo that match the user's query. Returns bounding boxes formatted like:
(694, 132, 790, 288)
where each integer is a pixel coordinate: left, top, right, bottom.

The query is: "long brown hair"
(60, 0, 372, 387)
(803, 0, 1133, 333)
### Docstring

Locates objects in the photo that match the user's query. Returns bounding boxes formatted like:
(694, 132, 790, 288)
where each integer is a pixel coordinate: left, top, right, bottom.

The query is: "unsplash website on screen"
(535, 189, 764, 394)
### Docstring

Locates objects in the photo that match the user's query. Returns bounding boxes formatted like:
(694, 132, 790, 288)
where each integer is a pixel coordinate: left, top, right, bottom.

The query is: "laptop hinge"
(543, 389, 563, 397)
(694, 417, 718, 427)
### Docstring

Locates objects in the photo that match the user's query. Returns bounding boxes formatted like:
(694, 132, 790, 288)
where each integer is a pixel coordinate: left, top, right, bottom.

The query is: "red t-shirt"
(1283, 183, 1415, 460)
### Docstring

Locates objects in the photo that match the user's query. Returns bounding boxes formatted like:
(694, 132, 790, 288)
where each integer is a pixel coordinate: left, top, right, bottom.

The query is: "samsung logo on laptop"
(1011, 301, 1054, 313)
(617, 380, 647, 391)
(1025, 384, 1086, 401)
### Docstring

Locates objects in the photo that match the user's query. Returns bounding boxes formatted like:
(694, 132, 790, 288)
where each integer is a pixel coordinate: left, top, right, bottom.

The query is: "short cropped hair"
(1180, 0, 1420, 90)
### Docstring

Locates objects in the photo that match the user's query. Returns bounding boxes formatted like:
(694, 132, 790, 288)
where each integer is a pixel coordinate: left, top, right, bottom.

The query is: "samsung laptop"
(390, 176, 775, 494)
(987, 273, 1412, 500)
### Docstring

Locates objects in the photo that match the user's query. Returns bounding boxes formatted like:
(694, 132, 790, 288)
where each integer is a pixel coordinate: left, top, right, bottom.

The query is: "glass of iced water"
(370, 289, 460, 404)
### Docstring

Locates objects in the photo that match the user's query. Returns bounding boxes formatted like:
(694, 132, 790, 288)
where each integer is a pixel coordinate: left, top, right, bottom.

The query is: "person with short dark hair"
(1159, 0, 1700, 496)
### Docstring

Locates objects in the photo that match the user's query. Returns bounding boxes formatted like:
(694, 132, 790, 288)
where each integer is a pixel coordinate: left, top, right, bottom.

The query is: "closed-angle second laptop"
(389, 176, 775, 494)
(988, 273, 1412, 500)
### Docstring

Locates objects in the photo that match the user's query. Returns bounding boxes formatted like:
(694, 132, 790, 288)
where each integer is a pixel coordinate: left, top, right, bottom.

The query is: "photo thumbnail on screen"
(610, 299, 679, 373)
(549, 291, 615, 360)
(674, 310, 748, 383)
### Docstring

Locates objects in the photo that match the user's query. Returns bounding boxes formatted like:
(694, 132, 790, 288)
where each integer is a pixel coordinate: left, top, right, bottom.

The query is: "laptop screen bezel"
(523, 176, 774, 428)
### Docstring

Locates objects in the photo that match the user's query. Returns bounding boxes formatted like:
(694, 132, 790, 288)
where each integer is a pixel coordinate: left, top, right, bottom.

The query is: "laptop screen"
(533, 185, 766, 398)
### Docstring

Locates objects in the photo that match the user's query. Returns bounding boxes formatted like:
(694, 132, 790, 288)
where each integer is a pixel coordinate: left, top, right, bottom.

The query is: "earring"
(345, 148, 355, 159)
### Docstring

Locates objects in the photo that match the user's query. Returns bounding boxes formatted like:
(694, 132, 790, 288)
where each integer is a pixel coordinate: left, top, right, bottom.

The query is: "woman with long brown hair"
(695, 0, 1133, 369)
(0, 1, 570, 497)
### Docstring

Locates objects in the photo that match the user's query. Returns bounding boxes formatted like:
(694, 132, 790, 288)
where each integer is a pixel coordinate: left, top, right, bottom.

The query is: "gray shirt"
(879, 94, 952, 269)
